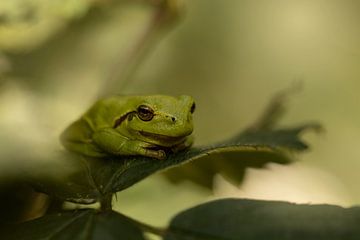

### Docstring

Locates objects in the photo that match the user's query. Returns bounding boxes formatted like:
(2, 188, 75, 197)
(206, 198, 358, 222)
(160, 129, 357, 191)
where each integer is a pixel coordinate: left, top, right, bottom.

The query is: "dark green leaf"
(30, 121, 316, 204)
(162, 150, 291, 188)
(163, 90, 321, 188)
(165, 198, 360, 240)
(104, 123, 319, 194)
(0, 209, 145, 240)
(28, 151, 102, 204)
(30, 92, 319, 203)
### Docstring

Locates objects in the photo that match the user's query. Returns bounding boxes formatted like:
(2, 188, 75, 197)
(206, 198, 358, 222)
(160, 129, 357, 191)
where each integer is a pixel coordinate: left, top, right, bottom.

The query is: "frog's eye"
(137, 105, 154, 121)
(190, 102, 196, 114)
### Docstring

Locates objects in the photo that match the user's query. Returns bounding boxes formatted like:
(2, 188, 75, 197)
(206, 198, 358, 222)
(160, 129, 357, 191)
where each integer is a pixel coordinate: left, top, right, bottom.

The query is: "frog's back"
(83, 96, 132, 130)
(60, 96, 130, 156)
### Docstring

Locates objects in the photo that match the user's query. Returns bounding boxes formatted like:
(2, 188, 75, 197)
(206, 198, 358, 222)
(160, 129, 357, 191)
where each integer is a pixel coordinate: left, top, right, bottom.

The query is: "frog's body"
(60, 95, 195, 159)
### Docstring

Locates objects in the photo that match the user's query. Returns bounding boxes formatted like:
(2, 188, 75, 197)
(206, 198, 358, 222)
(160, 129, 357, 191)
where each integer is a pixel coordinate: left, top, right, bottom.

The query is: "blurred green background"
(0, 0, 359, 227)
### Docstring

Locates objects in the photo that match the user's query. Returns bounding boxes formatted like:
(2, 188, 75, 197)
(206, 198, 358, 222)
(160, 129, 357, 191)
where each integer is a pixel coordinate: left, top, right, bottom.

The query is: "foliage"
(3, 198, 360, 239)
(0, 1, 358, 240)
(1, 209, 146, 240)
(0, 0, 94, 51)
(165, 199, 360, 240)
(29, 111, 318, 204)
(1, 91, 326, 239)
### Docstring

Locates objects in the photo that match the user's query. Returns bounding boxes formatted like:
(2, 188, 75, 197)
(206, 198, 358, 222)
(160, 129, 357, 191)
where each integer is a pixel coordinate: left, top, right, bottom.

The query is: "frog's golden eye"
(190, 102, 196, 114)
(137, 105, 154, 121)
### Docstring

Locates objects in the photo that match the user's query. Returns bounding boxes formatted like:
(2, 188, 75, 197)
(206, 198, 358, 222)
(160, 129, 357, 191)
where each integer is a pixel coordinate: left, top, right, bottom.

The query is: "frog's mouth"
(139, 130, 186, 143)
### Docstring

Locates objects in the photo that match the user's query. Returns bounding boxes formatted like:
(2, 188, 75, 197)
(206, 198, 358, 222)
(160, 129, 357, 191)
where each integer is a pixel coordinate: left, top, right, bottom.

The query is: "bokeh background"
(0, 0, 359, 227)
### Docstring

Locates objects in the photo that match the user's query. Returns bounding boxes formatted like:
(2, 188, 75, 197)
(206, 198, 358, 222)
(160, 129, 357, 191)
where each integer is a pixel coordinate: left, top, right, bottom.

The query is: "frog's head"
(115, 95, 195, 147)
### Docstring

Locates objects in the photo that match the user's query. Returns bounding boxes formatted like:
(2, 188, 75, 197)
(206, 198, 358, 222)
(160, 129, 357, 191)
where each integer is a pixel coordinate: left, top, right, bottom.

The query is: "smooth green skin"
(60, 95, 195, 160)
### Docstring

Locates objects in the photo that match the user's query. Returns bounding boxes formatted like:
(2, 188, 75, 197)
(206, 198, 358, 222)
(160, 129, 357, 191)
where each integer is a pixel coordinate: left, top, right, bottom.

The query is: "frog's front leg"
(92, 128, 166, 160)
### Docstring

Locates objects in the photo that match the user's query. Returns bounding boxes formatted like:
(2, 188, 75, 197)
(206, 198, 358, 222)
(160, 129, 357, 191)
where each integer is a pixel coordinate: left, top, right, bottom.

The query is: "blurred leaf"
(30, 119, 316, 204)
(163, 150, 291, 188)
(0, 0, 95, 52)
(165, 198, 360, 240)
(0, 209, 146, 240)
(0, 182, 46, 224)
(27, 151, 102, 204)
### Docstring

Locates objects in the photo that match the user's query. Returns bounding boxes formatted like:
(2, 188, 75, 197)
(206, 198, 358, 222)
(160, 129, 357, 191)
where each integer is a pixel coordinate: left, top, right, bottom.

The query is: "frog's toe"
(143, 148, 167, 160)
(157, 150, 166, 160)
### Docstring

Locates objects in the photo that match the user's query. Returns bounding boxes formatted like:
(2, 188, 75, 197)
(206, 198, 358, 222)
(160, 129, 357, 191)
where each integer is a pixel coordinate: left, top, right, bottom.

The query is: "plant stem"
(100, 193, 113, 211)
(101, 0, 183, 95)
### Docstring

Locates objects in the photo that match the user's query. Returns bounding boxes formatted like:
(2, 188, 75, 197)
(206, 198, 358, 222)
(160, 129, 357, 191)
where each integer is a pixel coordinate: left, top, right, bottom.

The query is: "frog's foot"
(143, 148, 166, 160)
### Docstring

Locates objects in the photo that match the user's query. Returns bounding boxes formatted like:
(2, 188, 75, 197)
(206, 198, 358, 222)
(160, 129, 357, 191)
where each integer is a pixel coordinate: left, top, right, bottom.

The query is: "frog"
(60, 95, 195, 160)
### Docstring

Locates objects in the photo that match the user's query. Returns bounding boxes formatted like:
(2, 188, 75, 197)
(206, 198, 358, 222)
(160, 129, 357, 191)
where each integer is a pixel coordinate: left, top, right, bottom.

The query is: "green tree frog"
(60, 95, 195, 160)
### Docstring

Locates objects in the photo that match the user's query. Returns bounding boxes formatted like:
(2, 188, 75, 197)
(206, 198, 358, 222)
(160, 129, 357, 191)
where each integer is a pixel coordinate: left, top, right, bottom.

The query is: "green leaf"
(165, 198, 360, 240)
(29, 92, 319, 203)
(163, 89, 321, 188)
(28, 151, 102, 204)
(104, 123, 318, 194)
(29, 120, 316, 204)
(0, 209, 146, 240)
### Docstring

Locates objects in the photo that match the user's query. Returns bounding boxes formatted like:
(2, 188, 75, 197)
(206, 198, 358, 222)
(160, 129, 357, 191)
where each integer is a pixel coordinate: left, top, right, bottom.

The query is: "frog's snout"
(165, 114, 177, 123)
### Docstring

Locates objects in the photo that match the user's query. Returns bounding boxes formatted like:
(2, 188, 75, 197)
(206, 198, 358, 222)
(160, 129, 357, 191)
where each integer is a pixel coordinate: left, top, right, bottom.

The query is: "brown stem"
(101, 0, 183, 95)
(100, 193, 113, 212)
